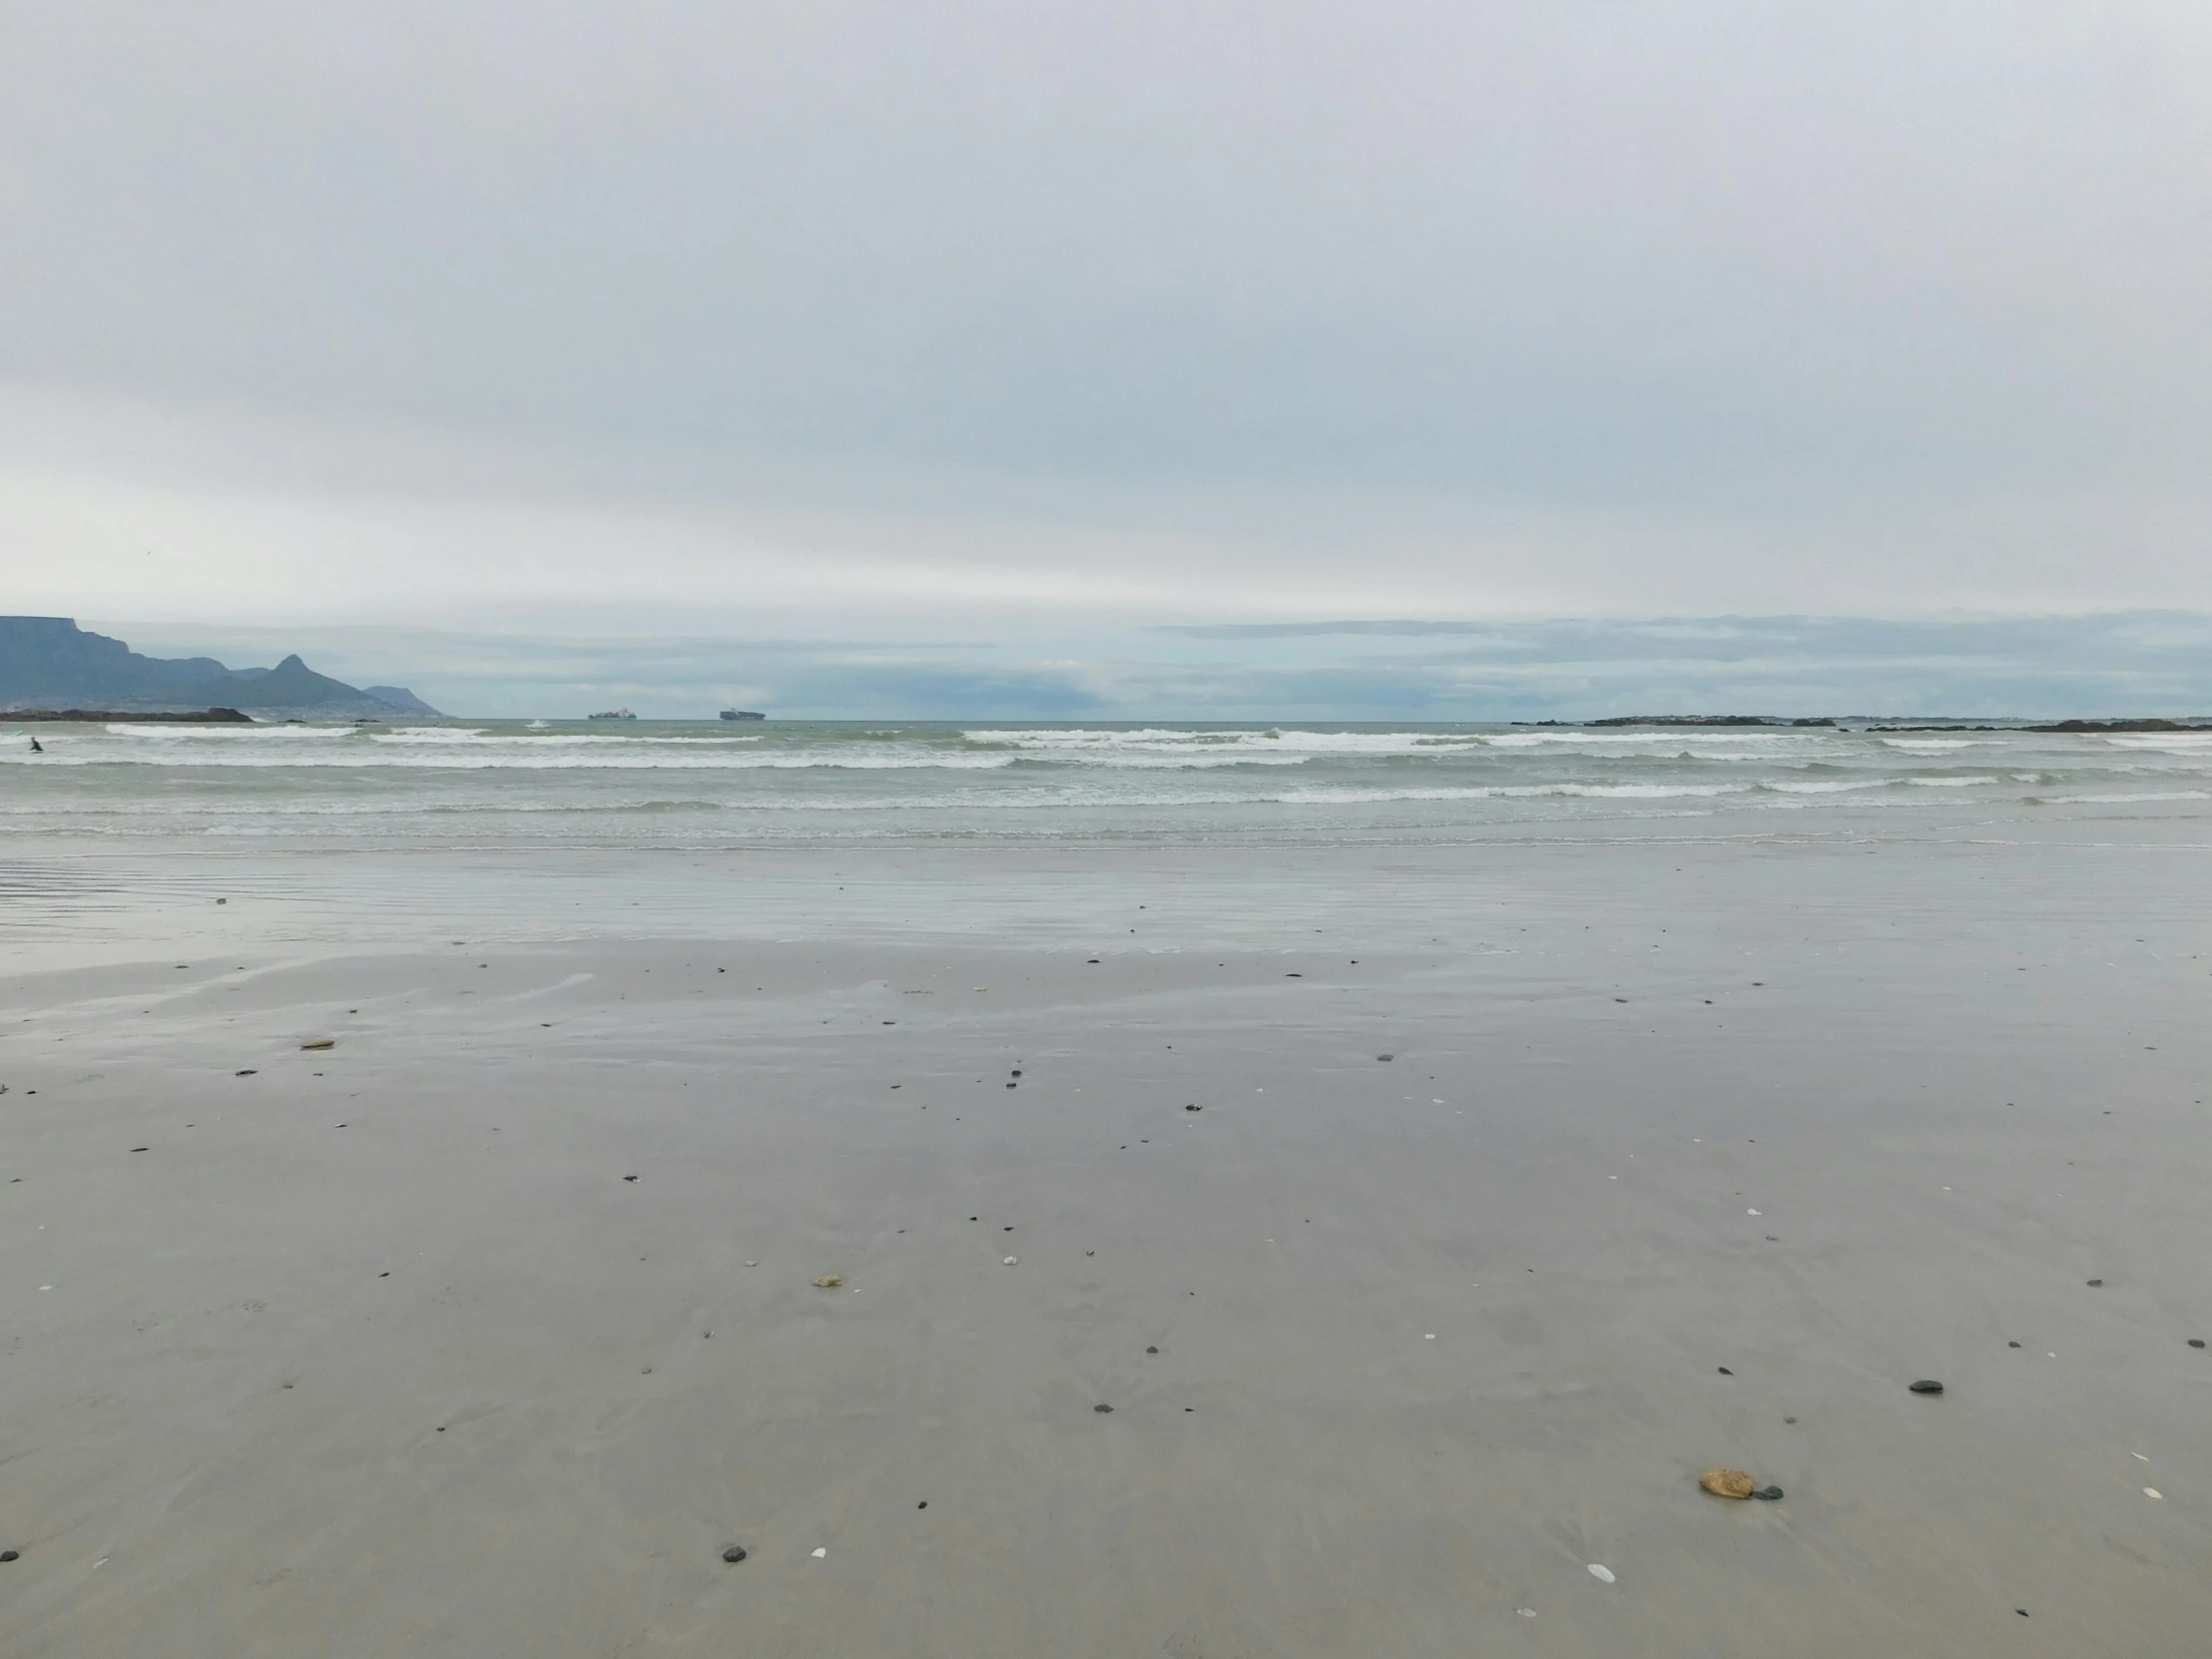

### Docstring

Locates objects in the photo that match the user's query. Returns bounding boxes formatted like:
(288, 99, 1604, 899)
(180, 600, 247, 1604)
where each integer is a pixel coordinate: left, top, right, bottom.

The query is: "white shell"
(1587, 1564, 1615, 1583)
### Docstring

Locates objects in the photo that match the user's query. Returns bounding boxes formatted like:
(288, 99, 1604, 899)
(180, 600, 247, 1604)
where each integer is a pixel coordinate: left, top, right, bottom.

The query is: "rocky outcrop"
(3, 708, 253, 723)
(2024, 718, 2212, 734)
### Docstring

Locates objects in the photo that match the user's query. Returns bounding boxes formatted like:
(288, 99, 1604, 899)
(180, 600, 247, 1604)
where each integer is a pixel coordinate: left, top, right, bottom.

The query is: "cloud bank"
(6, 2, 2211, 657)
(108, 612, 2212, 721)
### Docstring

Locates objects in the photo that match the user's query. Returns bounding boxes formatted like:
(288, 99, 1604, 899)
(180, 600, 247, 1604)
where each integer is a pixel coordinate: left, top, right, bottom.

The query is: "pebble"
(301, 1039, 334, 1051)
(1516, 1606, 1536, 1617)
(0, 1551, 16, 1563)
(1753, 1486, 1784, 1501)
(2087, 1279, 2103, 1288)
(812, 1547, 828, 1558)
(1185, 1103, 1202, 1112)
(1094, 1402, 1113, 1412)
(814, 1275, 843, 1289)
(1147, 1346, 1158, 1354)
(2191, 1340, 2206, 1349)
(721, 1546, 746, 1562)
(1700, 1468, 1755, 1498)
(1587, 1563, 1615, 1583)
(1377, 1054, 1393, 1062)
(2144, 1488, 2163, 1500)
(1003, 1256, 1017, 1265)
(1909, 1380, 1944, 1394)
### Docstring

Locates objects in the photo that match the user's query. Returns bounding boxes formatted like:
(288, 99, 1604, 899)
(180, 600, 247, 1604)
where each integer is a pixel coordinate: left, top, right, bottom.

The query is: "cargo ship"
(719, 709, 766, 721)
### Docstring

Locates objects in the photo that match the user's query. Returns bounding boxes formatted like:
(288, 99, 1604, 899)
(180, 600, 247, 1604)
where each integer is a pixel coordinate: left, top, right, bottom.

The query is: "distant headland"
(0, 617, 437, 721)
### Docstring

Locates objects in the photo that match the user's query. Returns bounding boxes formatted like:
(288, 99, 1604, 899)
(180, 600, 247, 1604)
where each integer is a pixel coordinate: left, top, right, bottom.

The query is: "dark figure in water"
(27, 739, 41, 754)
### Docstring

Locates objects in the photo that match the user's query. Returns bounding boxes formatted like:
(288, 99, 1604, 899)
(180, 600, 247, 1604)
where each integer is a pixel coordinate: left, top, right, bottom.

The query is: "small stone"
(0, 1551, 17, 1562)
(722, 1545, 747, 1562)
(1700, 1468, 1755, 1498)
(1003, 1256, 1017, 1265)
(1752, 1486, 1784, 1501)
(1377, 1054, 1392, 1062)
(814, 1275, 843, 1289)
(1094, 1402, 1113, 1412)
(1516, 1607, 1536, 1617)
(812, 1547, 828, 1557)
(236, 1069, 258, 1077)
(2145, 1487, 2163, 1499)
(2191, 1339, 2206, 1349)
(1146, 1346, 1158, 1354)
(1587, 1563, 1615, 1583)
(917, 1501, 927, 1509)
(623, 1175, 638, 1182)
(2008, 1342, 2021, 1349)
(1717, 1367, 1732, 1376)
(301, 1038, 334, 1050)
(1909, 1380, 1944, 1394)
(2086, 1279, 2103, 1287)
(1185, 1103, 1202, 1111)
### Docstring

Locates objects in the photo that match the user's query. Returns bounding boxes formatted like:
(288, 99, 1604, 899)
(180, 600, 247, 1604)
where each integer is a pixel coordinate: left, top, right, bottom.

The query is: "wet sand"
(1, 836, 2209, 1655)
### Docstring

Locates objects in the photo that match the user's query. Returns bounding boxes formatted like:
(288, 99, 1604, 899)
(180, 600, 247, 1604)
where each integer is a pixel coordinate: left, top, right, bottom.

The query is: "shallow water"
(4, 717, 2211, 849)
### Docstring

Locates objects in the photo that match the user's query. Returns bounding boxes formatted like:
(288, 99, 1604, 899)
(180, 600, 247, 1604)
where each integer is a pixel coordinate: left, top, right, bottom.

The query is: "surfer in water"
(27, 738, 41, 754)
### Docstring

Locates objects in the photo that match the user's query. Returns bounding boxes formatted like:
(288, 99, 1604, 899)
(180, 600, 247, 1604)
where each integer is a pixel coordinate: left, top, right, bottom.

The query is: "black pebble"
(623, 1175, 638, 1182)
(1147, 1346, 1159, 1354)
(131, 1147, 148, 1153)
(1783, 1416, 1797, 1424)
(2086, 1279, 2103, 1287)
(1909, 1380, 1944, 1394)
(1717, 1367, 1733, 1376)
(1185, 1103, 1202, 1112)
(722, 1546, 747, 1563)
(917, 1501, 927, 1509)
(1377, 1054, 1392, 1062)
(1752, 1486, 1783, 1501)
(1094, 1403, 1113, 1413)
(236, 1069, 257, 1077)
(2017, 1609, 2029, 1617)
(0, 1550, 16, 1562)
(2008, 1341, 2021, 1348)
(2189, 1339, 2205, 1349)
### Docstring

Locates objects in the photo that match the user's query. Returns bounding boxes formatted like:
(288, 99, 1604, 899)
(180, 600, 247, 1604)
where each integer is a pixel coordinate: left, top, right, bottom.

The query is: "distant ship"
(719, 709, 766, 721)
(587, 709, 637, 721)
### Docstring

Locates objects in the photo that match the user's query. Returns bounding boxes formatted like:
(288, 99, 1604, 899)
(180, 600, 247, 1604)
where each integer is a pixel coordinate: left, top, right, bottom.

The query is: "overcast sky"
(5, 1, 2211, 708)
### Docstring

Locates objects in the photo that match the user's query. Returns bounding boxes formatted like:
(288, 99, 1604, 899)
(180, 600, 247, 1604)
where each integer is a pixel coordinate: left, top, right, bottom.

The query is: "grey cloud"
(7, 1, 2209, 521)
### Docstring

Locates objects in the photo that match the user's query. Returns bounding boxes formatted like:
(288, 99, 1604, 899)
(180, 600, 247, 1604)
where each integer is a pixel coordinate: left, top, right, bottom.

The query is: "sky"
(5, 1, 2211, 714)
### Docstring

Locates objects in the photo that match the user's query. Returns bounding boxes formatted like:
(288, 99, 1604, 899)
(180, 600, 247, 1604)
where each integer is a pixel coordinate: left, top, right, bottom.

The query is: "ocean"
(4, 718, 2210, 849)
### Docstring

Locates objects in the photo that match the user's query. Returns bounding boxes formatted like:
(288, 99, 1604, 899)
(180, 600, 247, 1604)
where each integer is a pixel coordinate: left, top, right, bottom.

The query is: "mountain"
(0, 618, 439, 719)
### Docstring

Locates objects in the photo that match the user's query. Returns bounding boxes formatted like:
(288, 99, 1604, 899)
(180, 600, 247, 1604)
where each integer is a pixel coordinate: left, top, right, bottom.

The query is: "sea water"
(5, 718, 2210, 850)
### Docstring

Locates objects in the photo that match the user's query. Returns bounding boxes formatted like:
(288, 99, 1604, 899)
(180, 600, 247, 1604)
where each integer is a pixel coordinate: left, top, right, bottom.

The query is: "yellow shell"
(813, 1275, 843, 1289)
(1700, 1467, 1756, 1498)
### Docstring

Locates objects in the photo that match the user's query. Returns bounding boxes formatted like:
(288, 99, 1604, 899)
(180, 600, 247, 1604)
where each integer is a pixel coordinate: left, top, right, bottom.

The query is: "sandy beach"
(2, 832, 2209, 1656)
